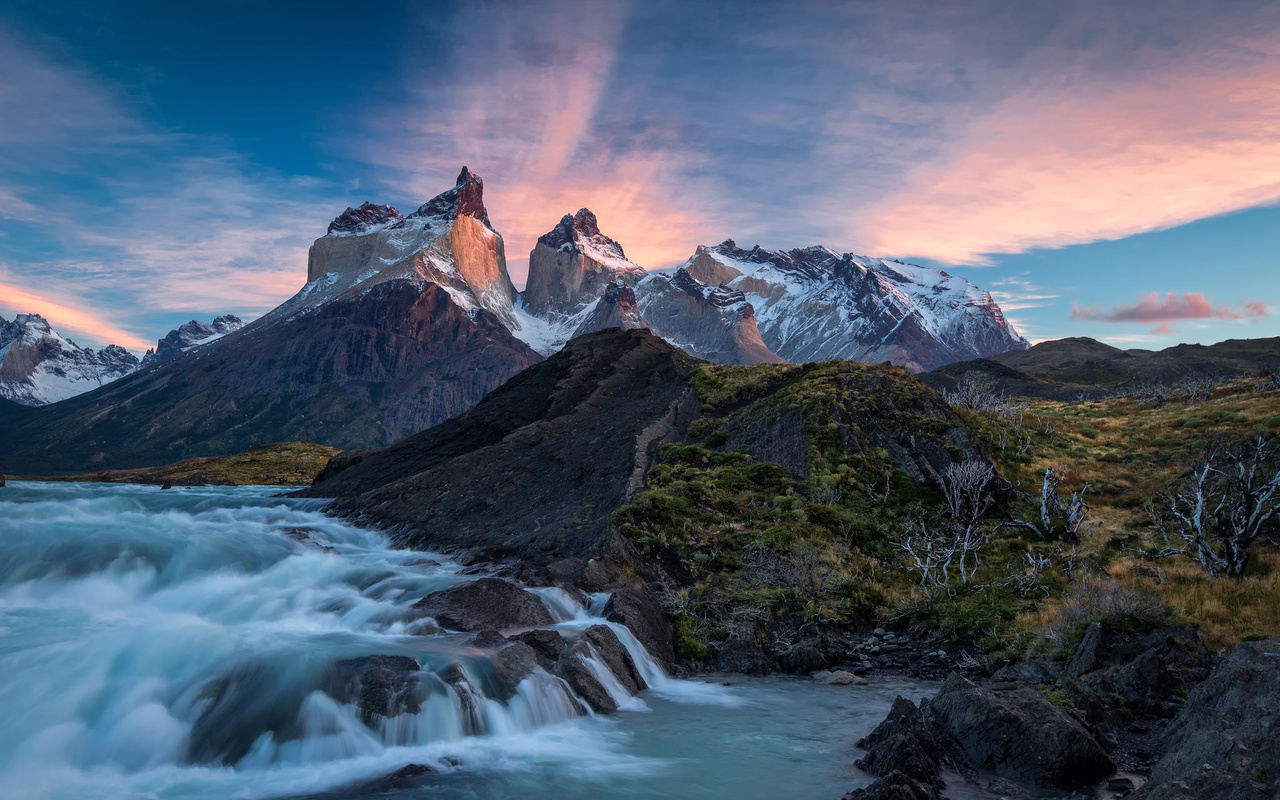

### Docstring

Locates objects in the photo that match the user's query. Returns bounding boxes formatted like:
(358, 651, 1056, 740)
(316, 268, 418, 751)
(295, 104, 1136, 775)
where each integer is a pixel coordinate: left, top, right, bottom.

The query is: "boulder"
(1140, 637, 1280, 800)
(603, 579, 674, 667)
(931, 674, 1114, 788)
(1067, 621, 1105, 677)
(854, 697, 946, 791)
(413, 578, 554, 632)
(779, 641, 829, 673)
(508, 629, 569, 671)
(325, 655, 423, 724)
(554, 625, 647, 713)
(1081, 627, 1211, 718)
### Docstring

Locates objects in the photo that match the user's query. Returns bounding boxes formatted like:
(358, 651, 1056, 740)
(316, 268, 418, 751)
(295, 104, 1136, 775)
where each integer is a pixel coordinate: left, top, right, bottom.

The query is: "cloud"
(361, 0, 724, 280)
(1071, 292, 1269, 333)
(0, 280, 151, 349)
(0, 26, 342, 348)
(859, 48, 1280, 264)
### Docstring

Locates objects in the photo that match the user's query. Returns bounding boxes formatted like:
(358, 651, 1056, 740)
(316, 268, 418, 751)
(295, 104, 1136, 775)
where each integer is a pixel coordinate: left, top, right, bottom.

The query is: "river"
(0, 482, 934, 800)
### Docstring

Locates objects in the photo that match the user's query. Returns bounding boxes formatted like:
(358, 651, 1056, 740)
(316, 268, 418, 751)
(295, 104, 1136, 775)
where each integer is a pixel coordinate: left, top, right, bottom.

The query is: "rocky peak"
(536, 208, 626, 259)
(140, 315, 247, 369)
(408, 166, 492, 228)
(326, 202, 404, 237)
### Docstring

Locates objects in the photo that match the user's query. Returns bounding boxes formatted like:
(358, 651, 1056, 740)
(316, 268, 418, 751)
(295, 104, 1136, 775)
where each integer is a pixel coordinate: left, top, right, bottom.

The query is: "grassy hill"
(11, 442, 340, 487)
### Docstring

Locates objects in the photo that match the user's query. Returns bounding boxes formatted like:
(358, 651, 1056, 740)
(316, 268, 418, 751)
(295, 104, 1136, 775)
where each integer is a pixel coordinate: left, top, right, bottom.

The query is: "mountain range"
(0, 167, 1025, 473)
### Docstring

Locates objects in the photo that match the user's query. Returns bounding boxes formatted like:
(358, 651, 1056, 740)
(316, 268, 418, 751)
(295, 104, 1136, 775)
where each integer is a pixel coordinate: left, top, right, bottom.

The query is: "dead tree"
(1007, 467, 1097, 546)
(1145, 436, 1280, 578)
(943, 373, 1004, 412)
(903, 461, 997, 590)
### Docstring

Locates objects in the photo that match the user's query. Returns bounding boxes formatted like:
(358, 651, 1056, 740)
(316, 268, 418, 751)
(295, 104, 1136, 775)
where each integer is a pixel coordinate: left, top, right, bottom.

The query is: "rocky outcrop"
(522, 208, 644, 320)
(138, 314, 244, 369)
(1139, 637, 1280, 800)
(931, 674, 1114, 788)
(633, 268, 785, 365)
(413, 578, 554, 632)
(326, 201, 403, 236)
(302, 328, 702, 567)
(555, 624, 647, 713)
(604, 579, 675, 668)
(0, 314, 139, 406)
(851, 673, 1115, 797)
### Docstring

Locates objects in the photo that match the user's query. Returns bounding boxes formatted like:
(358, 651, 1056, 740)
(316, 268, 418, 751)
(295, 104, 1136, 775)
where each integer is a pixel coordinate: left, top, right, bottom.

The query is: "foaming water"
(0, 482, 935, 800)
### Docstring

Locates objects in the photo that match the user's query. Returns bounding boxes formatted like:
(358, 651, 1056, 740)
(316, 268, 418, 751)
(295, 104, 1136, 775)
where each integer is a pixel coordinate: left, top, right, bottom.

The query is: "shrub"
(1182, 417, 1204, 429)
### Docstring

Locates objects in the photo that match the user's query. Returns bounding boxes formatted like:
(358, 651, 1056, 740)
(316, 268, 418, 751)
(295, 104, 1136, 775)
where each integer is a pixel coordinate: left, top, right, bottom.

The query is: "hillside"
(13, 442, 340, 486)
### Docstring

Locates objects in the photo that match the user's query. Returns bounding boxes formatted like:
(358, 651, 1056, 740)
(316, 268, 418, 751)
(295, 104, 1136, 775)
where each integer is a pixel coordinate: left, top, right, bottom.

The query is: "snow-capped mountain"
(139, 315, 245, 369)
(0, 314, 139, 406)
(513, 214, 1024, 370)
(0, 168, 540, 473)
(677, 241, 1029, 371)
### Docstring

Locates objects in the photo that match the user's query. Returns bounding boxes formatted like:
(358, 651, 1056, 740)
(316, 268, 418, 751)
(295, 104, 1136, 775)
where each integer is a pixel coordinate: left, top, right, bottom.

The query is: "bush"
(1078, 427, 1101, 439)
(1182, 417, 1204, 429)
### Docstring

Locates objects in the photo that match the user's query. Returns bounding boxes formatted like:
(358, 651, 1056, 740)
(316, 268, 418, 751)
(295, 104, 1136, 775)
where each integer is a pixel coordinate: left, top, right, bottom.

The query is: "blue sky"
(0, 0, 1277, 351)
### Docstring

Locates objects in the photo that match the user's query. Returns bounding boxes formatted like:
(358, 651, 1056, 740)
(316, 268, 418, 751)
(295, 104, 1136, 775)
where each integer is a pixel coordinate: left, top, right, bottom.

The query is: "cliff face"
(521, 208, 645, 320)
(301, 328, 703, 568)
(632, 269, 785, 365)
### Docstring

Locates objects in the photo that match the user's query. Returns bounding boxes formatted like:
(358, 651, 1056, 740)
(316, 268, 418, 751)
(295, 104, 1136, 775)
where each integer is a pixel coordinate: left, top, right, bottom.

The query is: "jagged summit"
(681, 241, 1029, 371)
(519, 208, 645, 327)
(139, 315, 245, 369)
(537, 208, 627, 259)
(327, 202, 403, 237)
(407, 166, 491, 228)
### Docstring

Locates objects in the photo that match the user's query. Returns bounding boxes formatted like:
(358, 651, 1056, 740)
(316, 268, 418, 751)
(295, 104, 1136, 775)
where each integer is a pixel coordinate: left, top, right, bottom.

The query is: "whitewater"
(0, 482, 931, 800)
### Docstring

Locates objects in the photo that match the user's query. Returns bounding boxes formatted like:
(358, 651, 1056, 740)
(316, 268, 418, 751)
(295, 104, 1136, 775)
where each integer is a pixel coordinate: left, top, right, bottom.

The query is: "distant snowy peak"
(537, 208, 639, 268)
(681, 241, 1029, 371)
(632, 269, 784, 365)
(0, 313, 139, 406)
(139, 314, 246, 369)
(327, 202, 403, 237)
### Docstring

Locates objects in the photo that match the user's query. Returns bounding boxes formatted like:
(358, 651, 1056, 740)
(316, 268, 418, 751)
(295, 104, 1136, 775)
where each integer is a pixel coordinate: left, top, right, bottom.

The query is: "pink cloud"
(1071, 292, 1269, 333)
(0, 280, 150, 349)
(366, 2, 722, 281)
(859, 60, 1280, 265)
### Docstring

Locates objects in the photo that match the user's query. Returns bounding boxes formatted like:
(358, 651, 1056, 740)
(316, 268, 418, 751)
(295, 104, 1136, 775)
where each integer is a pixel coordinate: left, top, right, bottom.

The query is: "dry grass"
(994, 380, 1280, 652)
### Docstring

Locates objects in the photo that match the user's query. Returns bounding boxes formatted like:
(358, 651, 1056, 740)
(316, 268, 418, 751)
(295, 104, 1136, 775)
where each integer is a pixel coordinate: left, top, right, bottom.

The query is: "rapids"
(0, 482, 934, 799)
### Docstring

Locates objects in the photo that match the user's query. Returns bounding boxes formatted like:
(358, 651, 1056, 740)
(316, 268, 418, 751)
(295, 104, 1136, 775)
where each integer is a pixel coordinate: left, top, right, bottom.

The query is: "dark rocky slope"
(301, 328, 703, 571)
(0, 281, 537, 474)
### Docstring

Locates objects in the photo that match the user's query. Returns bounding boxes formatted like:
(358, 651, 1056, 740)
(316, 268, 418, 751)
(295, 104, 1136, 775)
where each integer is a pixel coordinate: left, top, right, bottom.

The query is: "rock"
(1081, 627, 1211, 719)
(554, 625, 647, 714)
(352, 763, 436, 794)
(840, 771, 941, 800)
(931, 674, 1114, 788)
(1139, 637, 1280, 800)
(779, 642, 829, 673)
(1, 470, 7, 487)
(578, 557, 623, 590)
(491, 642, 543, 698)
(508, 629, 568, 671)
(324, 655, 423, 724)
(1067, 621, 1104, 677)
(715, 635, 770, 674)
(603, 579, 674, 667)
(160, 480, 172, 490)
(471, 629, 507, 649)
(829, 670, 868, 686)
(854, 696, 946, 791)
(413, 578, 554, 632)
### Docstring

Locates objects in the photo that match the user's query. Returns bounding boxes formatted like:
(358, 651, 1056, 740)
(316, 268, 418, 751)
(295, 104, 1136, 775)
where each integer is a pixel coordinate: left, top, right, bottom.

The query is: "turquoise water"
(0, 482, 934, 800)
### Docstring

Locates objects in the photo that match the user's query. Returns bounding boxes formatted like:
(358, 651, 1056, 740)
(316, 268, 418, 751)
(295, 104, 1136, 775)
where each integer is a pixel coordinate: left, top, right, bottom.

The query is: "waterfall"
(0, 481, 746, 800)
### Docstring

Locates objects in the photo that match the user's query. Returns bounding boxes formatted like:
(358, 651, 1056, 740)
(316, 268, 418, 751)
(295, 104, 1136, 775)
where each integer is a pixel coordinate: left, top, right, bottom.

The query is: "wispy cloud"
(0, 279, 151, 349)
(858, 11, 1280, 264)
(1071, 292, 1269, 334)
(361, 0, 722, 279)
(0, 26, 342, 349)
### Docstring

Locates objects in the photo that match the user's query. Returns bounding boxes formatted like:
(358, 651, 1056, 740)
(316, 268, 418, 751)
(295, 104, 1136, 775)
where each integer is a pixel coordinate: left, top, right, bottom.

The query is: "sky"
(0, 0, 1278, 352)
